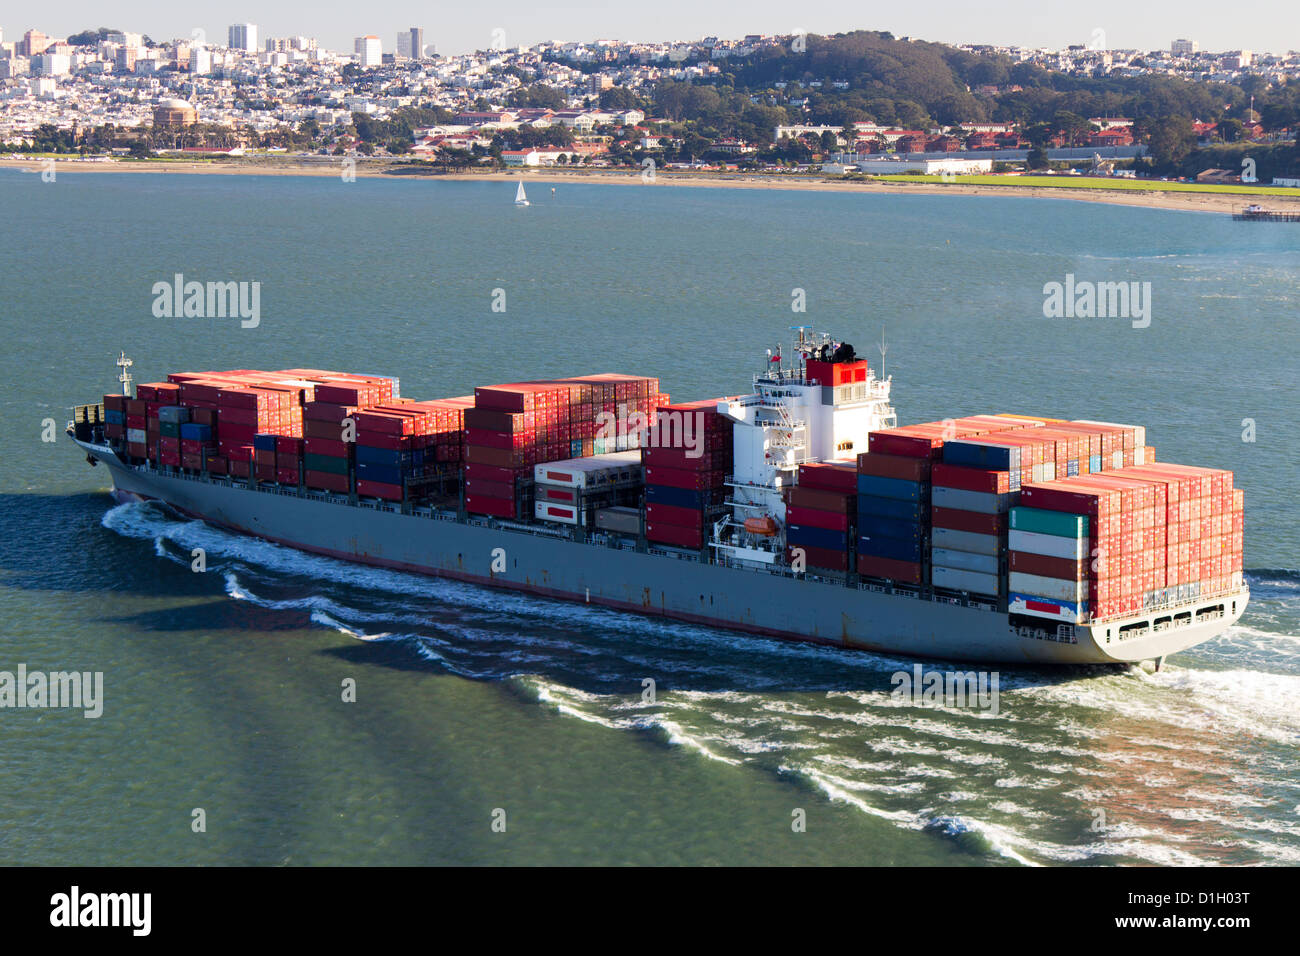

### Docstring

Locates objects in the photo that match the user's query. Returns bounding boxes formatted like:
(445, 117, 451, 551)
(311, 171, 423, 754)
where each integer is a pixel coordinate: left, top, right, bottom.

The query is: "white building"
(228, 24, 258, 53)
(190, 47, 212, 75)
(33, 53, 70, 76)
(1171, 38, 1198, 56)
(354, 35, 382, 68)
(849, 158, 994, 175)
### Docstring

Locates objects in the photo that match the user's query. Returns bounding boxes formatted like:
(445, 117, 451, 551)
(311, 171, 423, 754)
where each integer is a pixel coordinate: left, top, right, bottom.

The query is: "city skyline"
(2, 1, 1298, 57)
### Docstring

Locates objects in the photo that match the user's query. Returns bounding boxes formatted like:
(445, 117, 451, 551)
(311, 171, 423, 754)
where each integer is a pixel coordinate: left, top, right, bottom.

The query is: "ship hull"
(78, 438, 1247, 667)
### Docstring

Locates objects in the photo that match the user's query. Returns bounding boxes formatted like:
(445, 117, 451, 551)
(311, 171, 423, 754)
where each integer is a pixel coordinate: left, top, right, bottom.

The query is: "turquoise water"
(1, 168, 1297, 865)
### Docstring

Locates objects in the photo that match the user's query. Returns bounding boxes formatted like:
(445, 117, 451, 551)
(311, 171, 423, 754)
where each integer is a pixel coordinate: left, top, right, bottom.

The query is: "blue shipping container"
(355, 460, 404, 485)
(356, 444, 413, 467)
(180, 423, 212, 441)
(857, 495, 926, 522)
(857, 533, 923, 563)
(253, 433, 278, 451)
(105, 409, 126, 425)
(943, 439, 1021, 471)
(787, 524, 849, 552)
(646, 483, 702, 509)
(859, 514, 924, 541)
(856, 474, 928, 502)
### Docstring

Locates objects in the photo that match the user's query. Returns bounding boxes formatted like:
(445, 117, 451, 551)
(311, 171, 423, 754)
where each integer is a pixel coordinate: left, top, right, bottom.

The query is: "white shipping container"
(931, 486, 1012, 515)
(1008, 529, 1089, 560)
(533, 450, 642, 489)
(127, 428, 147, 444)
(930, 527, 1001, 556)
(1008, 571, 1087, 604)
(1009, 593, 1088, 624)
(932, 565, 1000, 595)
(932, 548, 999, 574)
(534, 500, 581, 525)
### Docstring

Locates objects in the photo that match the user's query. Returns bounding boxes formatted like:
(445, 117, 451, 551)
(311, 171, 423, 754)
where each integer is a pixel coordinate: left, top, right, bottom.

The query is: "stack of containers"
(1006, 506, 1091, 623)
(1125, 463, 1244, 608)
(930, 459, 1013, 596)
(180, 420, 216, 472)
(103, 395, 126, 442)
(275, 436, 303, 484)
(856, 417, 1027, 585)
(1012, 463, 1242, 623)
(252, 434, 278, 482)
(464, 383, 560, 518)
(353, 404, 421, 501)
(156, 405, 188, 468)
(303, 396, 360, 493)
(465, 376, 665, 518)
(533, 451, 643, 526)
(786, 462, 859, 572)
(642, 398, 733, 549)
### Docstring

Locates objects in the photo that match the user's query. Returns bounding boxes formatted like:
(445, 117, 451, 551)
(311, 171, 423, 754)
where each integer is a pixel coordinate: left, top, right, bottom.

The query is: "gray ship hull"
(77, 438, 1247, 666)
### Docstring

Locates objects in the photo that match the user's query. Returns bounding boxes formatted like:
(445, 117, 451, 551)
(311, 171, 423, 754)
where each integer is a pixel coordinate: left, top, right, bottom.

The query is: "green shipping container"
(303, 452, 350, 476)
(1008, 506, 1089, 539)
(159, 422, 181, 438)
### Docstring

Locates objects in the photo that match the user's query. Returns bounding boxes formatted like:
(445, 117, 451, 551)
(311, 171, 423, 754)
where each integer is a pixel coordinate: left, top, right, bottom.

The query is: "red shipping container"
(181, 453, 205, 470)
(931, 507, 1006, 535)
(355, 432, 412, 452)
(932, 463, 1011, 494)
(304, 470, 349, 492)
(304, 437, 351, 458)
(275, 467, 300, 485)
(1009, 551, 1088, 580)
(646, 522, 705, 549)
(275, 436, 304, 456)
(798, 461, 859, 494)
(867, 429, 945, 459)
(640, 446, 723, 471)
(856, 554, 924, 584)
(357, 479, 403, 501)
(857, 453, 932, 482)
(464, 478, 514, 499)
(786, 544, 850, 571)
(643, 465, 718, 490)
(463, 462, 520, 484)
(645, 502, 704, 529)
(788, 486, 854, 513)
(221, 422, 256, 442)
(465, 494, 515, 518)
(206, 456, 228, 475)
(786, 506, 850, 532)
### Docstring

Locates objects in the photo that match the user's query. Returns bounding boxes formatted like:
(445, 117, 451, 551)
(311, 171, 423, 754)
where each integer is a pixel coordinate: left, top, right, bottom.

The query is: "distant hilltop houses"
(0, 24, 1296, 183)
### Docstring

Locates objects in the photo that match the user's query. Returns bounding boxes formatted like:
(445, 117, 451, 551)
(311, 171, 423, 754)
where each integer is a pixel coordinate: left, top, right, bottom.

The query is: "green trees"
(1141, 116, 1196, 168)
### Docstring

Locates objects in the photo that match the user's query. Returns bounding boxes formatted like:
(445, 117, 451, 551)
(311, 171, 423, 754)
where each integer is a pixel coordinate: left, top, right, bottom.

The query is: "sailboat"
(514, 181, 529, 206)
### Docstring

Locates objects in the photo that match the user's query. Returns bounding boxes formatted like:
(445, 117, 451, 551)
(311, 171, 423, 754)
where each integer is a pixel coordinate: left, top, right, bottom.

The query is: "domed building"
(153, 98, 198, 129)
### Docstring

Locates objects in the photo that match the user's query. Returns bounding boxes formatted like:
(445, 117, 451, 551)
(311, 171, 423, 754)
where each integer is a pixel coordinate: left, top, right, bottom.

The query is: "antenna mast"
(116, 350, 133, 397)
(877, 329, 888, 379)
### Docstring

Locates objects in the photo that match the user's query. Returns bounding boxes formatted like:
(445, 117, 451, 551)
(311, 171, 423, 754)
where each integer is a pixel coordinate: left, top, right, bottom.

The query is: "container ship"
(67, 329, 1247, 668)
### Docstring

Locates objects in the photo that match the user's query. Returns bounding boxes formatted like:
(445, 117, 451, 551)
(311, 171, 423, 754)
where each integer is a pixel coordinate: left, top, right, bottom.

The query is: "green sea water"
(1, 167, 1297, 865)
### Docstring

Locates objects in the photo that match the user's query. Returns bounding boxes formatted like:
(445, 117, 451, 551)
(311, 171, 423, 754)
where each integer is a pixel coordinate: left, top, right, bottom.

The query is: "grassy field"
(872, 174, 1300, 196)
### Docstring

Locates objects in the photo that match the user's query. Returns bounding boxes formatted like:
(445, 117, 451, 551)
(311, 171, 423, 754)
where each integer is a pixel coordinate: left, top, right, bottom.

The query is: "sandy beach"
(4, 155, 1297, 216)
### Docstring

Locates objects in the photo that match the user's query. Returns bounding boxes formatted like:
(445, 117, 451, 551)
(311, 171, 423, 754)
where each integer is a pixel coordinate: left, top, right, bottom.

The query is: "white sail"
(515, 181, 528, 205)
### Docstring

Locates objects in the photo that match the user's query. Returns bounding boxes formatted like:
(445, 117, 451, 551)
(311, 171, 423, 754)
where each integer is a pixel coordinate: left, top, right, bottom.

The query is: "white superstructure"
(712, 327, 896, 568)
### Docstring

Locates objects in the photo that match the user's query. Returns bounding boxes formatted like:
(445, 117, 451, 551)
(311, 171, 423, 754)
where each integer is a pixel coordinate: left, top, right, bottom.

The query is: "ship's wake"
(102, 500, 1300, 866)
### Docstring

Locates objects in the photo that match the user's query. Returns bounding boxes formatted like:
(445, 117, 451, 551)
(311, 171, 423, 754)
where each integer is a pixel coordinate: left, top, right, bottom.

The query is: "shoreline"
(4, 156, 1298, 215)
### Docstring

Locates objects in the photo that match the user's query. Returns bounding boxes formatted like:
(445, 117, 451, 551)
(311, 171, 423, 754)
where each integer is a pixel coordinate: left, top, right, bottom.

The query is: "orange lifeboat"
(743, 516, 778, 536)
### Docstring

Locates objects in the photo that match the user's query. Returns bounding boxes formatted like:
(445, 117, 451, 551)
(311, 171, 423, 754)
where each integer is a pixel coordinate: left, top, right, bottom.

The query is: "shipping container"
(1008, 592, 1088, 625)
(595, 506, 641, 535)
(932, 566, 1000, 596)
(931, 486, 1013, 515)
(856, 474, 927, 502)
(855, 554, 924, 584)
(930, 527, 1002, 556)
(932, 548, 999, 575)
(1008, 571, 1088, 604)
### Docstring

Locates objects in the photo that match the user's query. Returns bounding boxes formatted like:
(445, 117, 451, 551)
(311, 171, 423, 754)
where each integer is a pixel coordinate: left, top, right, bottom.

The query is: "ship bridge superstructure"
(711, 327, 896, 569)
